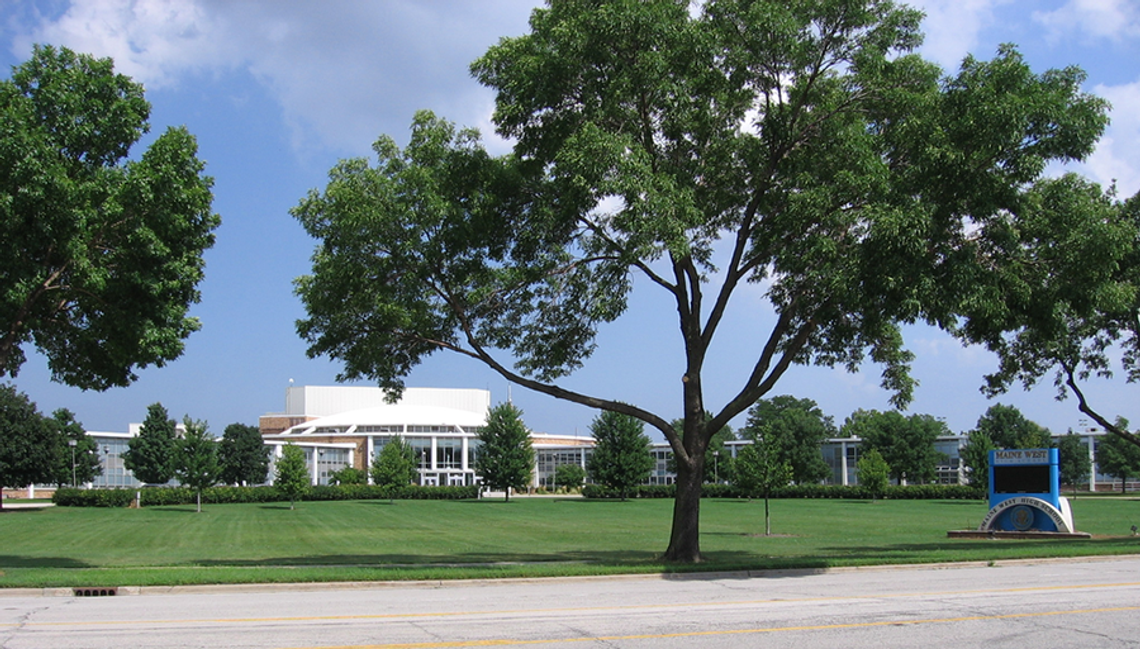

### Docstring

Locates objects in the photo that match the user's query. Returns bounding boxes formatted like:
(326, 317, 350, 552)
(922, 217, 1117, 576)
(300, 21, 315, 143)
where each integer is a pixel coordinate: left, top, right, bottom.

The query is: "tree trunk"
(764, 493, 771, 537)
(664, 455, 704, 562)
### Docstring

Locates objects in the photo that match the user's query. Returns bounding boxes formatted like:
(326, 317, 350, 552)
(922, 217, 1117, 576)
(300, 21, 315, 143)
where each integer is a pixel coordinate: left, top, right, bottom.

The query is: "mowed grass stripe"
(1, 497, 1137, 587)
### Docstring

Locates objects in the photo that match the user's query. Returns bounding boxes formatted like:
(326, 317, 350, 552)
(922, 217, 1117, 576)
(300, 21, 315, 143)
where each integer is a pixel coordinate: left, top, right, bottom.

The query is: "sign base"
(947, 529, 1091, 539)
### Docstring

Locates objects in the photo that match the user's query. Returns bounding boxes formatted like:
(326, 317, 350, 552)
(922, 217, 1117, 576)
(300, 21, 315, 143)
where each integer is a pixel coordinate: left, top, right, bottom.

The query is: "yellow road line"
(283, 605, 1140, 649)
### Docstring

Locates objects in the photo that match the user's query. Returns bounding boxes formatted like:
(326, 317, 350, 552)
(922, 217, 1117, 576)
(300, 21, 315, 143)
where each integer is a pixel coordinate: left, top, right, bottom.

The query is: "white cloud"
(1083, 81, 1140, 198)
(10, 0, 539, 155)
(1033, 0, 1140, 42)
(906, 0, 1012, 70)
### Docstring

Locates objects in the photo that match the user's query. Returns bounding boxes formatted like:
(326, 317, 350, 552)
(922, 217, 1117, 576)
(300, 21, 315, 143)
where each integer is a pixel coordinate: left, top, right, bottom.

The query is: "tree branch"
(1062, 360, 1140, 450)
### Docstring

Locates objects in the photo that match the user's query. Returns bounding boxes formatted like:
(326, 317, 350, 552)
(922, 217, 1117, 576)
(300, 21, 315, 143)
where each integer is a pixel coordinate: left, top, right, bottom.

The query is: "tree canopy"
(294, 0, 1109, 561)
(0, 45, 219, 389)
(741, 396, 834, 485)
(0, 383, 58, 505)
(1056, 431, 1092, 493)
(371, 437, 417, 488)
(841, 409, 946, 484)
(49, 408, 101, 487)
(1095, 418, 1140, 492)
(960, 403, 1053, 486)
(588, 410, 655, 500)
(174, 417, 219, 513)
(218, 423, 271, 486)
(274, 443, 310, 510)
(121, 403, 177, 486)
(952, 178, 1139, 450)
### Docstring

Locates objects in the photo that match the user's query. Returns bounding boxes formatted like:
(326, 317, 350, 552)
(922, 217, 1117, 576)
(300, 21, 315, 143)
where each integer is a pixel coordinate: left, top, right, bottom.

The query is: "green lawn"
(1, 497, 1138, 588)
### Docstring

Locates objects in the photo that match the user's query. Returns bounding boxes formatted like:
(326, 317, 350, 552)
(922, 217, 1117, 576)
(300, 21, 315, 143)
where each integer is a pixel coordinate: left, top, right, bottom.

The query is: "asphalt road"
(2, 557, 1140, 649)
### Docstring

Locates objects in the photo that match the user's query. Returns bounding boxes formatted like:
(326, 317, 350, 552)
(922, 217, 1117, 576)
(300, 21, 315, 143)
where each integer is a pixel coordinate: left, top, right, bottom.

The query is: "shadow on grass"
(0, 555, 92, 568)
(187, 550, 844, 578)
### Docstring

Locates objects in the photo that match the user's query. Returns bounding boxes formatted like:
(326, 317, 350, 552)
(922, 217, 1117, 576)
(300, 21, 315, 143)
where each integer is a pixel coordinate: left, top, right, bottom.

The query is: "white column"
(840, 440, 849, 486)
(366, 436, 374, 484)
(1087, 434, 1097, 492)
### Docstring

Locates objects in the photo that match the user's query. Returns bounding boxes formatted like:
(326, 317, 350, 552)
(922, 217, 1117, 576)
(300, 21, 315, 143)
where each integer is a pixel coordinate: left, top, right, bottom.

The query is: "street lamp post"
(68, 439, 77, 487)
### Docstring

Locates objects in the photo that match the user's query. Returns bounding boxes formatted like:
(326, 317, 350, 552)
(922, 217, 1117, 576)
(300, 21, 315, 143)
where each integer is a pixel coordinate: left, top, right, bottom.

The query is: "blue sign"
(979, 448, 1074, 533)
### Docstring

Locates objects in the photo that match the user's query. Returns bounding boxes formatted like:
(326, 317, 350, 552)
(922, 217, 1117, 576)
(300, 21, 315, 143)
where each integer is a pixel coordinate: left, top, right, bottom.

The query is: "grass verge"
(1, 497, 1138, 588)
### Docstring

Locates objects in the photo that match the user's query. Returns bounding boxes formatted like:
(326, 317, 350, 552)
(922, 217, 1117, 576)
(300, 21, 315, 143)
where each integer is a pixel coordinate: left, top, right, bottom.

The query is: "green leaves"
(587, 410, 655, 499)
(475, 402, 535, 499)
(0, 45, 218, 389)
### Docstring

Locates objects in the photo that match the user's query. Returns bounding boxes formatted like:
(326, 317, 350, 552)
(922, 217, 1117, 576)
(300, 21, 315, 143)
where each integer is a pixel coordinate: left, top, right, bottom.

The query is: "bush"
(580, 483, 984, 500)
(52, 487, 135, 507)
(52, 483, 480, 507)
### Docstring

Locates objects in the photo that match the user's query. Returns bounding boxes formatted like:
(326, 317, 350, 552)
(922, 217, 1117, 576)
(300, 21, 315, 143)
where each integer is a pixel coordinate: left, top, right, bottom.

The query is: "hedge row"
(52, 484, 479, 507)
(581, 483, 985, 500)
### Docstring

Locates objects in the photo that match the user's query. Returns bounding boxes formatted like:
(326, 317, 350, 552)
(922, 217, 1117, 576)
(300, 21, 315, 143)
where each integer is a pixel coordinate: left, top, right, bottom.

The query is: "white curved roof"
(281, 404, 485, 435)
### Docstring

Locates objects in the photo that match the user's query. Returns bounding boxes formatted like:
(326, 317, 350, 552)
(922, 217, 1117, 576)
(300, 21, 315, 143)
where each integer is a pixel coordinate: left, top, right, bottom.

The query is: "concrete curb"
(3, 554, 1138, 598)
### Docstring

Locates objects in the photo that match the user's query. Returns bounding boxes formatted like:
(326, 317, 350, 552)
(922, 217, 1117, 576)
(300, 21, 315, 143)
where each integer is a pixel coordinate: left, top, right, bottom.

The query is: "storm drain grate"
(73, 587, 118, 597)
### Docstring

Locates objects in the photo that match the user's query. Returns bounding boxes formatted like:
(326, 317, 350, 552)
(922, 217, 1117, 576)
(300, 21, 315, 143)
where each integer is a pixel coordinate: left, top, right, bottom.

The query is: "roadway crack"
(0, 604, 52, 649)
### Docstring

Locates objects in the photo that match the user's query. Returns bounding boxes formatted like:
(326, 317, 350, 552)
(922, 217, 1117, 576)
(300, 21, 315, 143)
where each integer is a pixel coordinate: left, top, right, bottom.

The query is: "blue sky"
(2, 0, 1139, 440)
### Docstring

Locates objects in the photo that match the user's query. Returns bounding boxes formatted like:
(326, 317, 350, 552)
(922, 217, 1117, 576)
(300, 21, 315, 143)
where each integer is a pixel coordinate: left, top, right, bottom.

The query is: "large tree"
(121, 403, 177, 486)
(841, 409, 946, 484)
(174, 417, 219, 513)
(218, 423, 271, 486)
(741, 396, 834, 485)
(474, 403, 535, 502)
(294, 0, 1108, 561)
(0, 45, 219, 388)
(0, 383, 57, 506)
(588, 410, 655, 500)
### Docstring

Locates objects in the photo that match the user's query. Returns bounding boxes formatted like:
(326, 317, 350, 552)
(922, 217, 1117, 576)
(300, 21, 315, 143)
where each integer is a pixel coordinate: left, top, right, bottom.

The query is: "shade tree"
(293, 0, 1109, 561)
